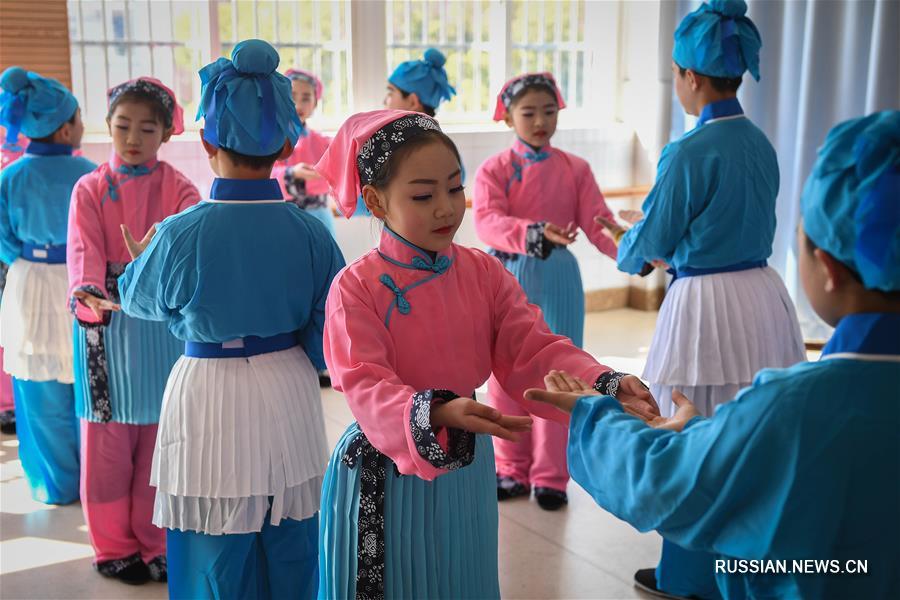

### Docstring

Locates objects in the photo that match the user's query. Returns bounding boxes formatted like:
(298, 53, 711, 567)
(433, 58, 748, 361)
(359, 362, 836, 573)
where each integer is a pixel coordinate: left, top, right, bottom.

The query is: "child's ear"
(503, 112, 514, 128)
(687, 69, 701, 92)
(161, 127, 173, 143)
(278, 140, 293, 160)
(106, 117, 113, 136)
(199, 130, 218, 158)
(408, 92, 424, 112)
(362, 185, 387, 219)
(815, 248, 852, 293)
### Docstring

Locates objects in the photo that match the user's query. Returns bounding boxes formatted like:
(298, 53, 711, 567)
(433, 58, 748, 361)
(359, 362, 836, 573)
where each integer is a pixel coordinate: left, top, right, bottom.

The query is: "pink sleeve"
(487, 256, 610, 422)
(323, 272, 455, 481)
(175, 172, 202, 213)
(66, 175, 109, 323)
(574, 160, 618, 259)
(472, 160, 533, 254)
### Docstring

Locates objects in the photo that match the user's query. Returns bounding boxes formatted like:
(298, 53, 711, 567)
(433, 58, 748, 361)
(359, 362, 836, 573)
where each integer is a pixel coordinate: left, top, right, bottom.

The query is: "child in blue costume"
(598, 2, 805, 595)
(530, 110, 900, 599)
(0, 67, 95, 504)
(383, 48, 456, 117)
(117, 40, 345, 599)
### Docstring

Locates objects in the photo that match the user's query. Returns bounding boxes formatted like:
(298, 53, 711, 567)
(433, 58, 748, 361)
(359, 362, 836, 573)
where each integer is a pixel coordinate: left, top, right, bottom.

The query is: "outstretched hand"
(290, 163, 321, 181)
(121, 223, 157, 261)
(544, 222, 578, 246)
(430, 397, 533, 442)
(646, 390, 700, 432)
(618, 209, 643, 224)
(72, 290, 120, 320)
(594, 215, 627, 242)
(525, 370, 660, 423)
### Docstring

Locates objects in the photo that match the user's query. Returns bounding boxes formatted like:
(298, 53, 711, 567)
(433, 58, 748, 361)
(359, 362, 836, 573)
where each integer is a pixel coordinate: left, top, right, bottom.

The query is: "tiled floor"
(1, 309, 662, 600)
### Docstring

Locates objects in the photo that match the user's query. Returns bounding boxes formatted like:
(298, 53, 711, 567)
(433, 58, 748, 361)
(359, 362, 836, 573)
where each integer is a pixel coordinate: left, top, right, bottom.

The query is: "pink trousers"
(0, 348, 13, 412)
(80, 420, 164, 563)
(487, 375, 569, 491)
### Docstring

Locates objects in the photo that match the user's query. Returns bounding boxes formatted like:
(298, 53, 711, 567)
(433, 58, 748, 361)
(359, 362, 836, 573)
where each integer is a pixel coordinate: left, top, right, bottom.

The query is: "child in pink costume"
(67, 77, 200, 585)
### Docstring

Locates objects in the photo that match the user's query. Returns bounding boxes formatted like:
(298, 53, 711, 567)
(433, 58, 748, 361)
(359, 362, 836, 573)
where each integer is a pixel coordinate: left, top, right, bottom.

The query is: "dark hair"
(107, 89, 171, 129)
(398, 88, 437, 117)
(369, 129, 461, 190)
(31, 109, 78, 144)
(677, 65, 742, 93)
(509, 83, 559, 110)
(220, 145, 284, 170)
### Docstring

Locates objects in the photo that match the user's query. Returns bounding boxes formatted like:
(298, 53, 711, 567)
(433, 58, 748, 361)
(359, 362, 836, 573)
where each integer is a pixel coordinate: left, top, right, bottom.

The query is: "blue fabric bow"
(103, 163, 157, 204)
(508, 147, 551, 192)
(411, 255, 451, 274)
(380, 274, 411, 315)
(0, 92, 25, 144)
(200, 61, 278, 152)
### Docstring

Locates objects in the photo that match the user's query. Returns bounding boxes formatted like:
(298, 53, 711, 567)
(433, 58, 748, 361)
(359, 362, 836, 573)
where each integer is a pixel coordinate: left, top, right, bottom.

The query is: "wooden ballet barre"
(330, 184, 654, 216)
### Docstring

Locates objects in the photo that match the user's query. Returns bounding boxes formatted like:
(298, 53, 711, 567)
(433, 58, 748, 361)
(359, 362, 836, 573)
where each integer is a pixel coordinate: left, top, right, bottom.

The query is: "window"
(69, 0, 625, 133)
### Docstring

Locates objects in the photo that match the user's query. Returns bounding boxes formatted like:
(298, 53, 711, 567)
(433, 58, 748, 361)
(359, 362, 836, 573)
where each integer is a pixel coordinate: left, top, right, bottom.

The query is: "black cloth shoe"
(318, 369, 332, 388)
(96, 553, 150, 585)
(496, 475, 530, 501)
(146, 555, 167, 583)
(633, 568, 700, 599)
(0, 410, 15, 435)
(534, 487, 568, 511)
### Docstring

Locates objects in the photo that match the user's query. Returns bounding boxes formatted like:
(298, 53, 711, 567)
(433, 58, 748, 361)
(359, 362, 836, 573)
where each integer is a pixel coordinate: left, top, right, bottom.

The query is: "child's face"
(291, 79, 317, 121)
(383, 83, 421, 112)
(505, 88, 558, 148)
(107, 101, 170, 166)
(368, 140, 465, 253)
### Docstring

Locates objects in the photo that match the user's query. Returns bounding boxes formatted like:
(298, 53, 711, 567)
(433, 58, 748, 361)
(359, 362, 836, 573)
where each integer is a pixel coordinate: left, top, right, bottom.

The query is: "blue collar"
(697, 98, 744, 127)
(821, 313, 900, 357)
(209, 178, 283, 201)
(378, 226, 453, 273)
(26, 142, 74, 156)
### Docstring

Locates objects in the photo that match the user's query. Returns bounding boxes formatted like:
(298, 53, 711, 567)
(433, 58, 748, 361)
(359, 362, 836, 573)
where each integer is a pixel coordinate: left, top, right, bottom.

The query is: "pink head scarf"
(315, 109, 442, 218)
(107, 76, 185, 135)
(285, 68, 324, 101)
(492, 72, 566, 121)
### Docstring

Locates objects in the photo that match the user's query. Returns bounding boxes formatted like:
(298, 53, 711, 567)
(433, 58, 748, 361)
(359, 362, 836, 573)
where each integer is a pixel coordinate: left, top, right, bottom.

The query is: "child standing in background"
(0, 67, 95, 504)
(472, 72, 618, 510)
(383, 48, 456, 117)
(67, 77, 200, 585)
(118, 40, 344, 599)
(271, 68, 336, 237)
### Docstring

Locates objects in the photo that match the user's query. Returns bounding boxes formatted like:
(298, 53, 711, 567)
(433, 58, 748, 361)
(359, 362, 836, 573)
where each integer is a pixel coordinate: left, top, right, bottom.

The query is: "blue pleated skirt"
(319, 423, 500, 599)
(499, 247, 585, 347)
(73, 311, 183, 425)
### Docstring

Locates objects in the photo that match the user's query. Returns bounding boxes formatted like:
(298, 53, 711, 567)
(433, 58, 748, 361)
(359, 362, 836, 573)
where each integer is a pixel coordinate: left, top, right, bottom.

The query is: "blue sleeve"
(0, 172, 22, 264)
(566, 378, 847, 559)
(300, 225, 346, 370)
(118, 215, 198, 322)
(617, 143, 695, 274)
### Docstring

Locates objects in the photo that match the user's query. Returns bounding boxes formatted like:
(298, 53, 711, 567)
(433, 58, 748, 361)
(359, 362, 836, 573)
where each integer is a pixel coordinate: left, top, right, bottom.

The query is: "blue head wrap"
(801, 111, 900, 292)
(197, 39, 303, 157)
(673, 0, 762, 81)
(0, 67, 78, 145)
(388, 48, 456, 110)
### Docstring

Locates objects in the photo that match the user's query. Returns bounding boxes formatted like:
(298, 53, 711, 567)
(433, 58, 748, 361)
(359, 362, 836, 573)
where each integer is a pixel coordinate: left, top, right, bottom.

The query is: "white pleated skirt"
(644, 267, 805, 412)
(0, 259, 73, 383)
(151, 345, 328, 535)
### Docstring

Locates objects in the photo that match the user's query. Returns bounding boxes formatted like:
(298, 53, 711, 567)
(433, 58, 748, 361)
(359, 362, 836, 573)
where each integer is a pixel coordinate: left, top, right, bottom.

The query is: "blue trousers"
(167, 513, 318, 600)
(656, 538, 723, 600)
(12, 378, 79, 504)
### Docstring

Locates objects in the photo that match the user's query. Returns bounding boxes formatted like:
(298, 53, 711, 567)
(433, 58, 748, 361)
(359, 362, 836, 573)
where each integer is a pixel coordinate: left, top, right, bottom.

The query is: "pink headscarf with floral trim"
(492, 72, 566, 121)
(107, 76, 185, 135)
(315, 109, 441, 218)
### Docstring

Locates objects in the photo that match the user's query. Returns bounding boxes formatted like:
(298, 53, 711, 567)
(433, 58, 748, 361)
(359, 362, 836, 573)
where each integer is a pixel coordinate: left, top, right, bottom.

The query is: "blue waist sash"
(671, 260, 767, 279)
(184, 331, 299, 359)
(21, 243, 66, 264)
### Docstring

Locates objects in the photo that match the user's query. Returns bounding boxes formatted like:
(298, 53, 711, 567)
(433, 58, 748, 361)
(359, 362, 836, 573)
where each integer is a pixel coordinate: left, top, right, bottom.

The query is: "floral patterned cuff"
(410, 389, 476, 471)
(284, 167, 307, 201)
(70, 284, 110, 325)
(525, 221, 554, 259)
(593, 371, 636, 399)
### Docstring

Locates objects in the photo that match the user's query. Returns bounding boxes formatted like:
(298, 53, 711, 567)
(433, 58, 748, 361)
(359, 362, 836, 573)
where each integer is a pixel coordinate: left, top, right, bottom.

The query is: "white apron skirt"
(0, 259, 73, 383)
(644, 266, 805, 416)
(151, 345, 328, 535)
